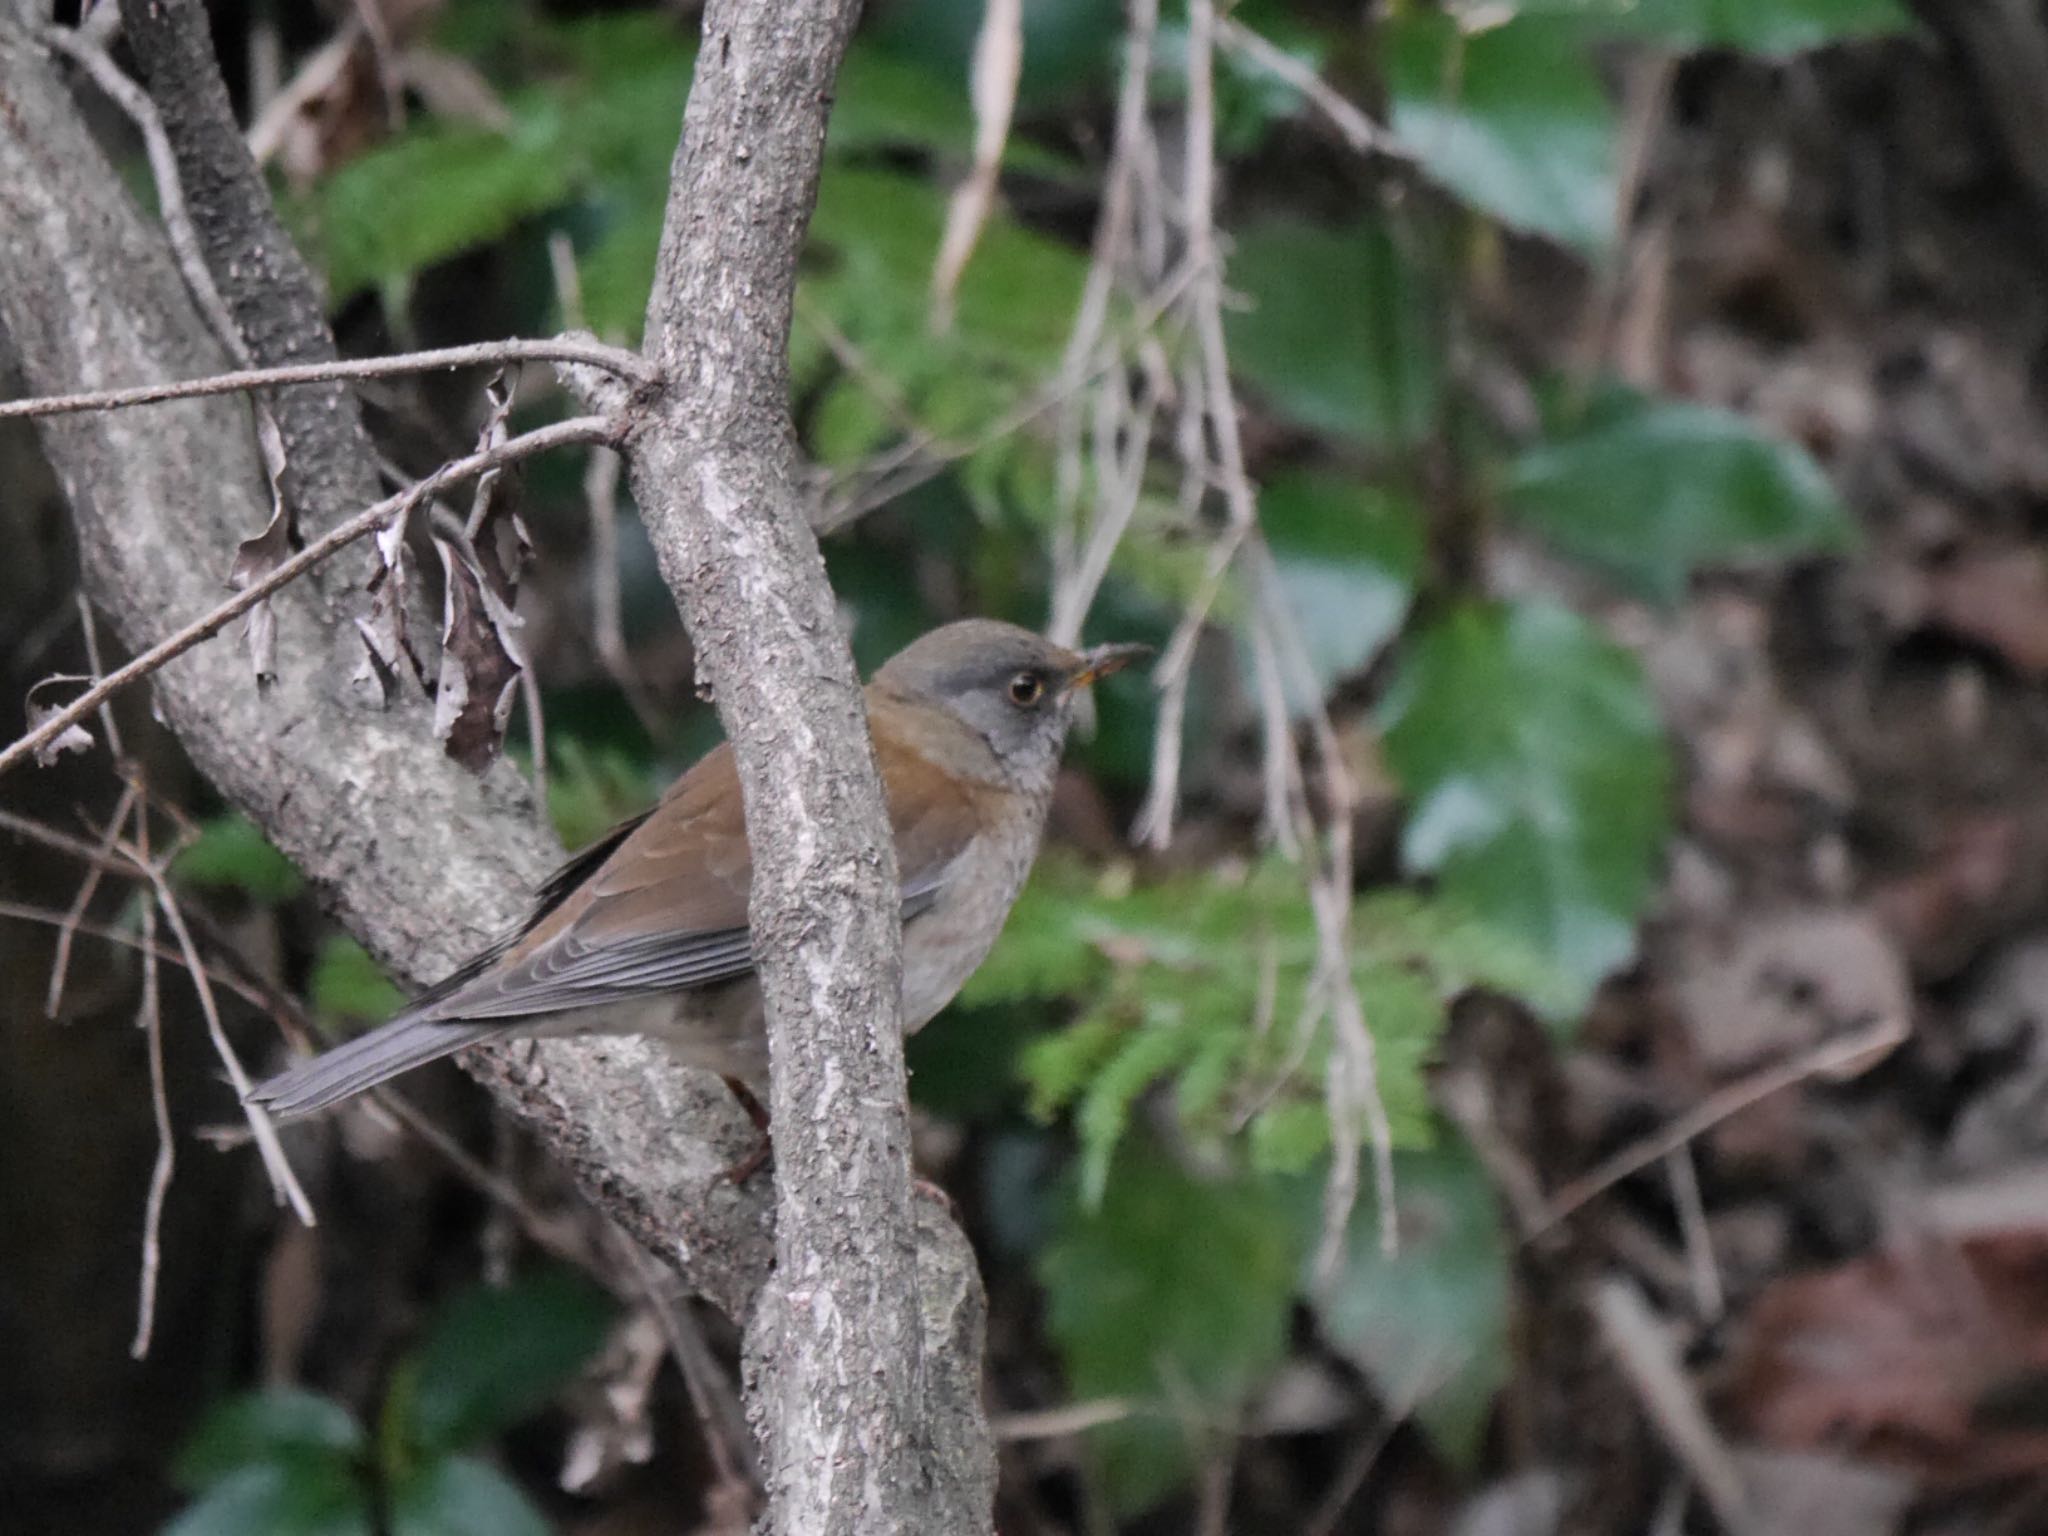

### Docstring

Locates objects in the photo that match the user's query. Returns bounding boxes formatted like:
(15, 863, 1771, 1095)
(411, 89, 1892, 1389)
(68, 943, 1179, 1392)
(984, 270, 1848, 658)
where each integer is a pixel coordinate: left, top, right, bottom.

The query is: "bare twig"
(0, 338, 654, 423)
(1591, 1278, 1753, 1535)
(990, 1398, 1140, 1441)
(625, 1243, 759, 1507)
(1535, 1011, 1909, 1235)
(0, 414, 618, 782)
(45, 776, 137, 1017)
(931, 0, 1023, 329)
(127, 796, 175, 1359)
(134, 850, 316, 1226)
(1665, 1146, 1724, 1322)
(1215, 16, 1416, 165)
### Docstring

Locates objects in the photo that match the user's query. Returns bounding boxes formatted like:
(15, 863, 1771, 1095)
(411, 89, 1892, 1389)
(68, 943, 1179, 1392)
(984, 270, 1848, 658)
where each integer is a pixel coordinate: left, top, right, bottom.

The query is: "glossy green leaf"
(1311, 1142, 1508, 1465)
(172, 815, 304, 904)
(1384, 13, 1616, 253)
(1225, 219, 1443, 448)
(1258, 471, 1426, 707)
(1506, 385, 1852, 603)
(390, 1457, 550, 1536)
(1039, 1146, 1299, 1514)
(160, 1465, 372, 1536)
(1379, 600, 1671, 1009)
(175, 1390, 366, 1493)
(396, 1269, 613, 1456)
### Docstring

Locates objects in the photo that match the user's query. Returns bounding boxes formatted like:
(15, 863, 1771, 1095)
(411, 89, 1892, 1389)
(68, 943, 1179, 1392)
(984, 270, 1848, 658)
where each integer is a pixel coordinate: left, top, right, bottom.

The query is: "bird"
(249, 619, 1147, 1123)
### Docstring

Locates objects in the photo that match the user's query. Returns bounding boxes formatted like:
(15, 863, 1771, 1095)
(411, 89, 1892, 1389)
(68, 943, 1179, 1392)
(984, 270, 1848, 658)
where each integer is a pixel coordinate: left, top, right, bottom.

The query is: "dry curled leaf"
(24, 674, 96, 765)
(228, 413, 299, 685)
(431, 534, 523, 771)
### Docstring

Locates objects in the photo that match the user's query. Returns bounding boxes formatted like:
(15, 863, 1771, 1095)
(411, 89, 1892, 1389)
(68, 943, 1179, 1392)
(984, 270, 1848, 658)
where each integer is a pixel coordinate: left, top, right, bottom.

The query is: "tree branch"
(1, 10, 994, 1526)
(617, 0, 994, 1528)
(0, 13, 776, 1321)
(0, 339, 655, 423)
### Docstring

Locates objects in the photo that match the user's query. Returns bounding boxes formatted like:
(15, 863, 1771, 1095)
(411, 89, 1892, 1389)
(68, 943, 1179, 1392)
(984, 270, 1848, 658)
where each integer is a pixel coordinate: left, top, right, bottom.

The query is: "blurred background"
(8, 0, 2048, 1531)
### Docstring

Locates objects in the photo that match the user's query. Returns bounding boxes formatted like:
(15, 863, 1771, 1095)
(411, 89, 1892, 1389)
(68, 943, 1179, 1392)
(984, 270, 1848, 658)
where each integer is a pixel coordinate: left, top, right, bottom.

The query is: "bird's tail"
(248, 1016, 509, 1120)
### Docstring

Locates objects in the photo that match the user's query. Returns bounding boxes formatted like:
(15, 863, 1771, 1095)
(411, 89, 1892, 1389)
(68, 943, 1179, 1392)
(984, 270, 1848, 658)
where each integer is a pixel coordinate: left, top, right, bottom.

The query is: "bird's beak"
(1064, 641, 1152, 693)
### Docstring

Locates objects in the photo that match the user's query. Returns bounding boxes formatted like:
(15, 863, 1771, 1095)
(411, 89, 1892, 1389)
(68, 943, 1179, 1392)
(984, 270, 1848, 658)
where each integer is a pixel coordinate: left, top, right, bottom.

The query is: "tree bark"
(622, 0, 993, 1527)
(0, 12, 992, 1530)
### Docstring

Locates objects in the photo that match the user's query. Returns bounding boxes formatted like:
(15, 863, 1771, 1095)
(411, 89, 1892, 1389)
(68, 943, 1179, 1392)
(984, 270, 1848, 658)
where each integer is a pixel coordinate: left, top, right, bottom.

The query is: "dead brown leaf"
(1725, 1230, 2048, 1485)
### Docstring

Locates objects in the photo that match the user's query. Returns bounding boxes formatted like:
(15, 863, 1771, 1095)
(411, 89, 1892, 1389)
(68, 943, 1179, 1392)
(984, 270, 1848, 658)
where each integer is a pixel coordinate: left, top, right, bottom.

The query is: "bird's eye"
(1007, 672, 1045, 707)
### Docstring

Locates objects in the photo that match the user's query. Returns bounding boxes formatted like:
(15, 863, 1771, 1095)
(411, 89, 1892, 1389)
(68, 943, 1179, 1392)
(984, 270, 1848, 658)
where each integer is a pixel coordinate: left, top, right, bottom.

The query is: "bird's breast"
(900, 806, 1045, 1032)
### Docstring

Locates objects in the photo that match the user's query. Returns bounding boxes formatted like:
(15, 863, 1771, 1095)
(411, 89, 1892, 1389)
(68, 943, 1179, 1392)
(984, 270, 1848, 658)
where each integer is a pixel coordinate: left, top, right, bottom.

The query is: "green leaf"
(975, 857, 1573, 1193)
(160, 1465, 373, 1536)
(1595, 0, 1913, 54)
(173, 815, 304, 904)
(1384, 13, 1616, 254)
(176, 1390, 367, 1493)
(1379, 600, 1671, 1010)
(1311, 1141, 1508, 1465)
(1225, 218, 1443, 449)
(308, 103, 579, 299)
(1039, 1146, 1300, 1514)
(1257, 471, 1425, 707)
(390, 1457, 550, 1536)
(1505, 384, 1854, 604)
(307, 936, 405, 1028)
(396, 1269, 613, 1456)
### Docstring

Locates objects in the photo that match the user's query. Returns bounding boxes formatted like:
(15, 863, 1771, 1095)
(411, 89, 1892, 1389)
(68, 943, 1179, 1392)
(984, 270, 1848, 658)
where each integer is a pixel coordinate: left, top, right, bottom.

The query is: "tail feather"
(249, 1016, 509, 1120)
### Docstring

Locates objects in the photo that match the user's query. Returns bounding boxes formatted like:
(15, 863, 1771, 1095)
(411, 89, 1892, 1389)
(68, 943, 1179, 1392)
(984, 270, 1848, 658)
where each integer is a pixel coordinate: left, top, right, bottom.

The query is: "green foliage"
(393, 1269, 615, 1457)
(1589, 0, 1914, 53)
(1506, 382, 1854, 603)
(173, 814, 304, 904)
(1383, 12, 1617, 254)
(389, 1458, 551, 1536)
(1039, 1143, 1300, 1515)
(545, 738, 659, 855)
(1310, 1141, 1509, 1465)
(966, 857, 1573, 1204)
(307, 935, 405, 1027)
(1258, 470, 1426, 707)
(1380, 600, 1672, 1010)
(163, 1271, 610, 1536)
(1225, 218, 1444, 449)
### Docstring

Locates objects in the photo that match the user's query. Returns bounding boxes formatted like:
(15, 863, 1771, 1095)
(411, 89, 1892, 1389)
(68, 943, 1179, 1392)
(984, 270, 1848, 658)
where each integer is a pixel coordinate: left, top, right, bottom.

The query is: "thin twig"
(989, 1398, 1140, 1441)
(0, 339, 653, 423)
(1535, 1011, 1909, 1235)
(4, 897, 279, 1015)
(1665, 1145, 1724, 1322)
(0, 415, 619, 782)
(136, 856, 316, 1226)
(76, 594, 126, 757)
(625, 1243, 759, 1504)
(1215, 16, 1417, 166)
(1591, 1277, 1754, 1535)
(129, 799, 174, 1359)
(46, 777, 138, 1017)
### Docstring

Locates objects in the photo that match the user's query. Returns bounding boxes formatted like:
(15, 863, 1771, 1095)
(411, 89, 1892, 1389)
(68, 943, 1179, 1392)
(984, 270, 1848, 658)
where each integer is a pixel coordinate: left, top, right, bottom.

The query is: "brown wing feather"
(411, 702, 990, 1024)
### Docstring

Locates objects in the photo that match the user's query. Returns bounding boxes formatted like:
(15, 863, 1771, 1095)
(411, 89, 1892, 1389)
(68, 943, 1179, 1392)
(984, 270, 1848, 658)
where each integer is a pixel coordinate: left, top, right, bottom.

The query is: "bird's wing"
(412, 724, 988, 1023)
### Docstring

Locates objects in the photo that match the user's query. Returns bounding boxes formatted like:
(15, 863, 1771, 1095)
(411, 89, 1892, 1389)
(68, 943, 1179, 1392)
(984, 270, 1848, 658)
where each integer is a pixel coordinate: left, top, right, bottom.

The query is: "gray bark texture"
(625, 1, 993, 1527)
(0, 8, 993, 1530)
